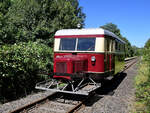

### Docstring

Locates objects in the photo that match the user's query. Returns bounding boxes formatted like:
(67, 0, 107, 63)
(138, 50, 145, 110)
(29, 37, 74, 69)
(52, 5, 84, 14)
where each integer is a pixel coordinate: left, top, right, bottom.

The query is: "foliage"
(0, 0, 85, 102)
(135, 59, 150, 112)
(134, 40, 150, 112)
(0, 0, 12, 45)
(0, 42, 53, 102)
(100, 23, 134, 57)
(0, 0, 11, 15)
(101, 23, 122, 38)
(132, 46, 143, 56)
(144, 38, 150, 49)
(1, 0, 85, 46)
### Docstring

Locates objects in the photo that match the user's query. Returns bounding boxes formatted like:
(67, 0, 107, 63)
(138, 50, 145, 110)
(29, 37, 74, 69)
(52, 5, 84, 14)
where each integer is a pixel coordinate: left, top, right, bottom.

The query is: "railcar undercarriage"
(35, 74, 101, 95)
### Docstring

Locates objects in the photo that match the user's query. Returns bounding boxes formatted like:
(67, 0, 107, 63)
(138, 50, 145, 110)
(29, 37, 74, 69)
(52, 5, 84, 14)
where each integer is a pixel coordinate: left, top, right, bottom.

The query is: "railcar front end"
(54, 37, 106, 80)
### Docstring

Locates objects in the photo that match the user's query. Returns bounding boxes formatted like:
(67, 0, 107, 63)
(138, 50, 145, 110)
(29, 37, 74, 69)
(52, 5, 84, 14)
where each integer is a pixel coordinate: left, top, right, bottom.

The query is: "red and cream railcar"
(53, 28, 125, 81)
(36, 28, 125, 95)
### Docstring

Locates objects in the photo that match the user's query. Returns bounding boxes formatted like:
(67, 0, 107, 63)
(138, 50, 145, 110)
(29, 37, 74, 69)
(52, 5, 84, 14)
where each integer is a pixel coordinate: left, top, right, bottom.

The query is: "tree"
(0, 0, 12, 45)
(100, 23, 122, 38)
(143, 38, 150, 60)
(132, 45, 143, 56)
(0, 0, 11, 15)
(144, 38, 150, 49)
(3, 0, 85, 46)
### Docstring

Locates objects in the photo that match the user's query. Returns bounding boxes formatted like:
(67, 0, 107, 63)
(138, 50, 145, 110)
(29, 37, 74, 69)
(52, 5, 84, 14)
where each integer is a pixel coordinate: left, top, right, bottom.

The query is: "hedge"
(0, 41, 53, 102)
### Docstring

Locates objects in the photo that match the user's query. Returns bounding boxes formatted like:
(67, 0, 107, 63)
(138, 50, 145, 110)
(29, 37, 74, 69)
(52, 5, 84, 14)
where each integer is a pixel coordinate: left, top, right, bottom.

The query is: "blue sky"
(79, 0, 150, 47)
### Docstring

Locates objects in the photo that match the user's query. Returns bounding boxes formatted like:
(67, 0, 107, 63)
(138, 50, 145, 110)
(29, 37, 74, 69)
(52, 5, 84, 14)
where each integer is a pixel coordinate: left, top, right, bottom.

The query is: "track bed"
(0, 57, 138, 113)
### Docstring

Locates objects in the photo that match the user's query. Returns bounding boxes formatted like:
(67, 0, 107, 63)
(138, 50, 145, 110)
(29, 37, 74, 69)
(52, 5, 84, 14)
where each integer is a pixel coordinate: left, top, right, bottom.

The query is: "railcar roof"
(55, 28, 125, 44)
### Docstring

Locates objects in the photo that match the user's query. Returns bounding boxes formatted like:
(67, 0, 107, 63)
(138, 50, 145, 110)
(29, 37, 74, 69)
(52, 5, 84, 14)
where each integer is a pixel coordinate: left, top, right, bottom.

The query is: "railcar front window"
(59, 38, 76, 50)
(77, 38, 95, 51)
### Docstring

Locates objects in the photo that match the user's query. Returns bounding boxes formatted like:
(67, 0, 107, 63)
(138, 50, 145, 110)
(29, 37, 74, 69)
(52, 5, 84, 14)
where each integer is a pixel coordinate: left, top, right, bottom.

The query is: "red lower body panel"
(53, 53, 114, 80)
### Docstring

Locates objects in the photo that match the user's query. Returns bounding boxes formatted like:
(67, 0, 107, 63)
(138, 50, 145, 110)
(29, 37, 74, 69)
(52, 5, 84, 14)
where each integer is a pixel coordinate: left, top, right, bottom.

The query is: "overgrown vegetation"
(134, 39, 150, 112)
(0, 0, 85, 103)
(0, 42, 53, 102)
(134, 61, 149, 112)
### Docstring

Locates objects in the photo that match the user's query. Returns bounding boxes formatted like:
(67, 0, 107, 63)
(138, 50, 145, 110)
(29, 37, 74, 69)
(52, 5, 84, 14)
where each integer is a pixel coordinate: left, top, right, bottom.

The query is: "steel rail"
(9, 57, 138, 113)
(67, 101, 84, 113)
(9, 92, 57, 113)
(67, 93, 95, 113)
(123, 57, 138, 72)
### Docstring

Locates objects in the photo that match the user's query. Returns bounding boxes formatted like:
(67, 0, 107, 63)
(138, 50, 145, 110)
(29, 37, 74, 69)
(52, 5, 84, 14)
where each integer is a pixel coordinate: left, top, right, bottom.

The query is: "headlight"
(91, 56, 96, 62)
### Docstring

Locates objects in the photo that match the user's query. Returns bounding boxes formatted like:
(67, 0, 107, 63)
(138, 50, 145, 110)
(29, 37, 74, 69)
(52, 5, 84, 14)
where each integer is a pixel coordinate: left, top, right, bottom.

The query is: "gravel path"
(0, 91, 53, 113)
(80, 62, 138, 113)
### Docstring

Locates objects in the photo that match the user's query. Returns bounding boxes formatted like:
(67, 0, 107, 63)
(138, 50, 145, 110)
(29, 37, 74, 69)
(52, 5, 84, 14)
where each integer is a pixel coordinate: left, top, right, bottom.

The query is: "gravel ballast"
(0, 91, 53, 113)
(81, 62, 138, 113)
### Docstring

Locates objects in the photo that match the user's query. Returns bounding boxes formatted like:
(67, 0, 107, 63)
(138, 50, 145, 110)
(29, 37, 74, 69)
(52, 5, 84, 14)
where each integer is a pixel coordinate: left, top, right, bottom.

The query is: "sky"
(79, 0, 150, 47)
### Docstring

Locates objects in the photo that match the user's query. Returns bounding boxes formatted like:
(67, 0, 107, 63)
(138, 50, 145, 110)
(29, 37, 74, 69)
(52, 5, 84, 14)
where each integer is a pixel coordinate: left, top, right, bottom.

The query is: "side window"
(106, 39, 110, 52)
(123, 45, 125, 51)
(120, 44, 122, 51)
(115, 40, 125, 52)
(113, 40, 115, 51)
(110, 40, 114, 52)
(121, 44, 123, 52)
(115, 41, 118, 51)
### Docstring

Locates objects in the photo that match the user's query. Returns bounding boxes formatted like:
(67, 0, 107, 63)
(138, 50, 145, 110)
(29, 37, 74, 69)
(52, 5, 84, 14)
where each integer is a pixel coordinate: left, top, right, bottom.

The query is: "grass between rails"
(133, 59, 150, 112)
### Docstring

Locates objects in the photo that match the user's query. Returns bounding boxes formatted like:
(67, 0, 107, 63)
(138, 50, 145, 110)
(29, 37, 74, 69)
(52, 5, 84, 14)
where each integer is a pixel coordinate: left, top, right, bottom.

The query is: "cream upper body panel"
(54, 37, 105, 53)
(54, 28, 125, 53)
(54, 38, 60, 52)
(95, 38, 105, 52)
(55, 28, 125, 43)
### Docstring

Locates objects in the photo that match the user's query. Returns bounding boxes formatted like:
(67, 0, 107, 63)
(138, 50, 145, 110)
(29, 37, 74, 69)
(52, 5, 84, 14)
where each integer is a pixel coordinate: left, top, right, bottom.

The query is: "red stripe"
(54, 34, 105, 38)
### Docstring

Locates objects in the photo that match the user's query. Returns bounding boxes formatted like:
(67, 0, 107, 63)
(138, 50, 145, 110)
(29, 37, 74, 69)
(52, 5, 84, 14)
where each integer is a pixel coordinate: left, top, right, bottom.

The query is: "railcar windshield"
(77, 38, 95, 51)
(59, 38, 96, 51)
(59, 38, 76, 50)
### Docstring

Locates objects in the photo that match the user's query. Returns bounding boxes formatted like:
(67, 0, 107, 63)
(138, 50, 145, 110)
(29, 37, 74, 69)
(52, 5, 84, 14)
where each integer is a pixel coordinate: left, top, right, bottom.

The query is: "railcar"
(36, 28, 125, 95)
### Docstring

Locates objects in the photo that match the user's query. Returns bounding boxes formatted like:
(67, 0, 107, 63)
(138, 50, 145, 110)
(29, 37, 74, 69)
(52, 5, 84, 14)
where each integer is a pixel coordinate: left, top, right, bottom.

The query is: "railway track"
(10, 92, 90, 113)
(123, 56, 138, 71)
(9, 57, 138, 113)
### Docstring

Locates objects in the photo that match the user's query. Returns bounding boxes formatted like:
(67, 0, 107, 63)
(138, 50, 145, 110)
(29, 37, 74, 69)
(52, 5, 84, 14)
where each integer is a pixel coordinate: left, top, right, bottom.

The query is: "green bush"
(135, 48, 150, 112)
(0, 42, 53, 102)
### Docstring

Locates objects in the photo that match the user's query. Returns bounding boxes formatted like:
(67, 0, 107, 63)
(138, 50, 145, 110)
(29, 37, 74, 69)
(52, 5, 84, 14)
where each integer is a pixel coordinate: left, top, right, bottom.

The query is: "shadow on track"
(96, 72, 127, 95)
(85, 72, 127, 106)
